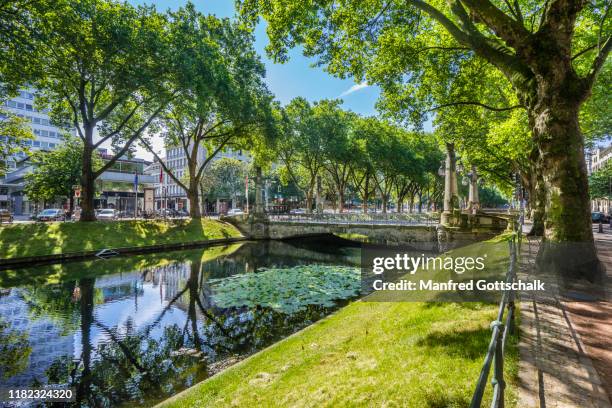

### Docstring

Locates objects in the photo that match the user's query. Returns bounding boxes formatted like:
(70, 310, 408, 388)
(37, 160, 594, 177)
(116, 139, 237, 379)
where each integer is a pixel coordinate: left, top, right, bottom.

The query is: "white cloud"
(339, 82, 370, 97)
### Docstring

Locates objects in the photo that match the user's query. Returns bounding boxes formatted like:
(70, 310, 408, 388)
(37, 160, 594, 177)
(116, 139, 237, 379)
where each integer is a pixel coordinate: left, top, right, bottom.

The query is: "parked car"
(227, 208, 245, 216)
(290, 208, 307, 215)
(0, 209, 13, 224)
(97, 209, 117, 221)
(592, 211, 609, 223)
(36, 209, 65, 222)
(157, 208, 177, 218)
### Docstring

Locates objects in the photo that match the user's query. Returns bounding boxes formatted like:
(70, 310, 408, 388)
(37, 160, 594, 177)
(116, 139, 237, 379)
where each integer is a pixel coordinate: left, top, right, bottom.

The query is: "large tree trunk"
(79, 139, 96, 221)
(530, 93, 601, 281)
(337, 189, 344, 213)
(188, 180, 201, 218)
(528, 167, 546, 237)
(361, 173, 370, 213)
(305, 189, 313, 214)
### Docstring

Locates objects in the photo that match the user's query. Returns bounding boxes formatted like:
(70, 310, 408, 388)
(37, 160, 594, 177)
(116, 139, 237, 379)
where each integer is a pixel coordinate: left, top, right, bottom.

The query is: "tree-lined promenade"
(0, 1, 610, 407)
(1, 0, 610, 273)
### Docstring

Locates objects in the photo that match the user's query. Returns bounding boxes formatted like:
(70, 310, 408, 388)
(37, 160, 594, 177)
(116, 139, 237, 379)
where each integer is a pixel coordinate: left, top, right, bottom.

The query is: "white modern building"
(1, 89, 70, 170)
(0, 89, 74, 210)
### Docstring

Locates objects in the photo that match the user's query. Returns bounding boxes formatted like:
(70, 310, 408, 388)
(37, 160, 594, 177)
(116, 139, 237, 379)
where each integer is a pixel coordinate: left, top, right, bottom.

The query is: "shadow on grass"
(415, 326, 491, 360)
(423, 391, 471, 408)
(0, 219, 240, 259)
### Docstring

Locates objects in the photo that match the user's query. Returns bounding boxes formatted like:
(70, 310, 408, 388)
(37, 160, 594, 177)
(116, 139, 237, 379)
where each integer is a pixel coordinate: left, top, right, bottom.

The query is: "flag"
(134, 172, 139, 192)
(159, 165, 163, 183)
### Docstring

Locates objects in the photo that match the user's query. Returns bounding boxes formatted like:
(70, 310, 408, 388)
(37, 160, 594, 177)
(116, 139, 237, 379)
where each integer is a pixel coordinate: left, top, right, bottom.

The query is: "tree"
(589, 162, 612, 199)
(199, 158, 249, 209)
(317, 101, 356, 212)
(24, 137, 101, 213)
(19, 0, 175, 221)
(0, 108, 33, 177)
(275, 98, 327, 213)
(141, 4, 274, 218)
(0, 318, 31, 380)
(238, 0, 611, 278)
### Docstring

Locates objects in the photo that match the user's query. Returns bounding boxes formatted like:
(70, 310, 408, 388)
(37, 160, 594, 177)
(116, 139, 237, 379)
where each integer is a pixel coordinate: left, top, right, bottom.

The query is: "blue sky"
(129, 0, 380, 116)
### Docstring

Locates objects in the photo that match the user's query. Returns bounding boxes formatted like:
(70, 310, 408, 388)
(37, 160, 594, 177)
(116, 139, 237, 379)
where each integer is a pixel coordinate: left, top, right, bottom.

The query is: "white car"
(227, 208, 245, 216)
(97, 209, 117, 221)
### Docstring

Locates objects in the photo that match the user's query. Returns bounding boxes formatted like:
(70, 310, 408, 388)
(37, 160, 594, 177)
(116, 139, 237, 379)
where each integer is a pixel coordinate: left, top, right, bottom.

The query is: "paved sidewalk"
(517, 233, 612, 408)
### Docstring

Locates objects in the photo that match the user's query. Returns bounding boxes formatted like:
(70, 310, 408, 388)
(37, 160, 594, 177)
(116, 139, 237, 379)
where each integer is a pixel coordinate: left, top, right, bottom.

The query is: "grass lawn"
(160, 238, 520, 408)
(0, 218, 242, 259)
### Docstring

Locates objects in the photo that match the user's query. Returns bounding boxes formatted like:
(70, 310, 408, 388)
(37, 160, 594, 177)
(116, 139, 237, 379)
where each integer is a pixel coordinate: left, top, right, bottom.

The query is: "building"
(590, 145, 612, 174)
(4, 149, 158, 216)
(145, 146, 251, 214)
(1, 89, 70, 170)
(1, 89, 74, 210)
(0, 88, 160, 215)
(590, 144, 612, 214)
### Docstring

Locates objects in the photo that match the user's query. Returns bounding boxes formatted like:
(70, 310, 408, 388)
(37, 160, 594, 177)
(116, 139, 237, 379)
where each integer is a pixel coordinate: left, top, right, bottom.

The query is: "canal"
(0, 236, 371, 407)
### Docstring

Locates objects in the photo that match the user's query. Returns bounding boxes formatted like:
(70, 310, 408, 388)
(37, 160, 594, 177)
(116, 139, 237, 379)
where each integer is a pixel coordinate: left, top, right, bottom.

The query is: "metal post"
(492, 329, 505, 408)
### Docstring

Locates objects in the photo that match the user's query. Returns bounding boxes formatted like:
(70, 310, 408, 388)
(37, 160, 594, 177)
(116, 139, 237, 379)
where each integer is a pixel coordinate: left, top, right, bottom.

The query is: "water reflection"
(0, 237, 361, 407)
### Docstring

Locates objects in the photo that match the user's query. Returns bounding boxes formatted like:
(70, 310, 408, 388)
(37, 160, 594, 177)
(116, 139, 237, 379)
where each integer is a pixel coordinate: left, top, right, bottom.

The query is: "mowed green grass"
(160, 238, 520, 408)
(0, 218, 242, 259)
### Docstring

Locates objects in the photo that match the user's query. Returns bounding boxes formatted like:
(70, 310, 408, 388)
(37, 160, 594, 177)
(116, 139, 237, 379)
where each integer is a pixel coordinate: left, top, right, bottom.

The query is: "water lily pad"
(208, 265, 360, 313)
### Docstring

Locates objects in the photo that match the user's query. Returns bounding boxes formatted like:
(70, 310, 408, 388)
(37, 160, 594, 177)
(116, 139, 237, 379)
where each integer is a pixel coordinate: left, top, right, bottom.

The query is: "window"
(6, 101, 16, 108)
(33, 117, 40, 124)
(33, 141, 40, 147)
(16, 102, 24, 109)
(25, 104, 32, 111)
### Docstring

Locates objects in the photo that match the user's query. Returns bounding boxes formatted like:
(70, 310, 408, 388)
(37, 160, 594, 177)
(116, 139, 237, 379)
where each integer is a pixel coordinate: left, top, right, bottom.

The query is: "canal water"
(0, 236, 368, 407)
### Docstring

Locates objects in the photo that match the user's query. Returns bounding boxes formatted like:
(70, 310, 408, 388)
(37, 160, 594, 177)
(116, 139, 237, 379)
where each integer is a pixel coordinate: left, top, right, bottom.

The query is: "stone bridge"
(222, 211, 510, 249)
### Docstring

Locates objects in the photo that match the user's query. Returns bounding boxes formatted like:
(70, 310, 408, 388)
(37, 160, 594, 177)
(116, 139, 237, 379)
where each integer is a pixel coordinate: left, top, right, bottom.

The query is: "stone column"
(468, 165, 480, 214)
(316, 175, 323, 214)
(442, 142, 458, 224)
(254, 166, 264, 214)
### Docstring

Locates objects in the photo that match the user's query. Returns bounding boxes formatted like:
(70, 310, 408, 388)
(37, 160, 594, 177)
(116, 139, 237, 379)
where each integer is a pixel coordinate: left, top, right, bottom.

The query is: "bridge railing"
(469, 224, 521, 408)
(266, 212, 439, 226)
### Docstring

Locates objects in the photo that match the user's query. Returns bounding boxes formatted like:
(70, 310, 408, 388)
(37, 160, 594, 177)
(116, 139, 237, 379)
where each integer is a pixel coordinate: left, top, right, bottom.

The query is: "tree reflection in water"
(17, 240, 358, 407)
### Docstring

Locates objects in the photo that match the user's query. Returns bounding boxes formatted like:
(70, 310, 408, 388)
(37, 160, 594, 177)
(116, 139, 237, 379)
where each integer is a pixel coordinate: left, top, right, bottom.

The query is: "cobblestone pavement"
(518, 234, 611, 408)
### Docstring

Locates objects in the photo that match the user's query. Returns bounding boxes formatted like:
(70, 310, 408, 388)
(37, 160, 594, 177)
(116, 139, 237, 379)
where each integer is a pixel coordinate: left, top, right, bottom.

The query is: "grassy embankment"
(0, 219, 242, 259)
(159, 236, 520, 408)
